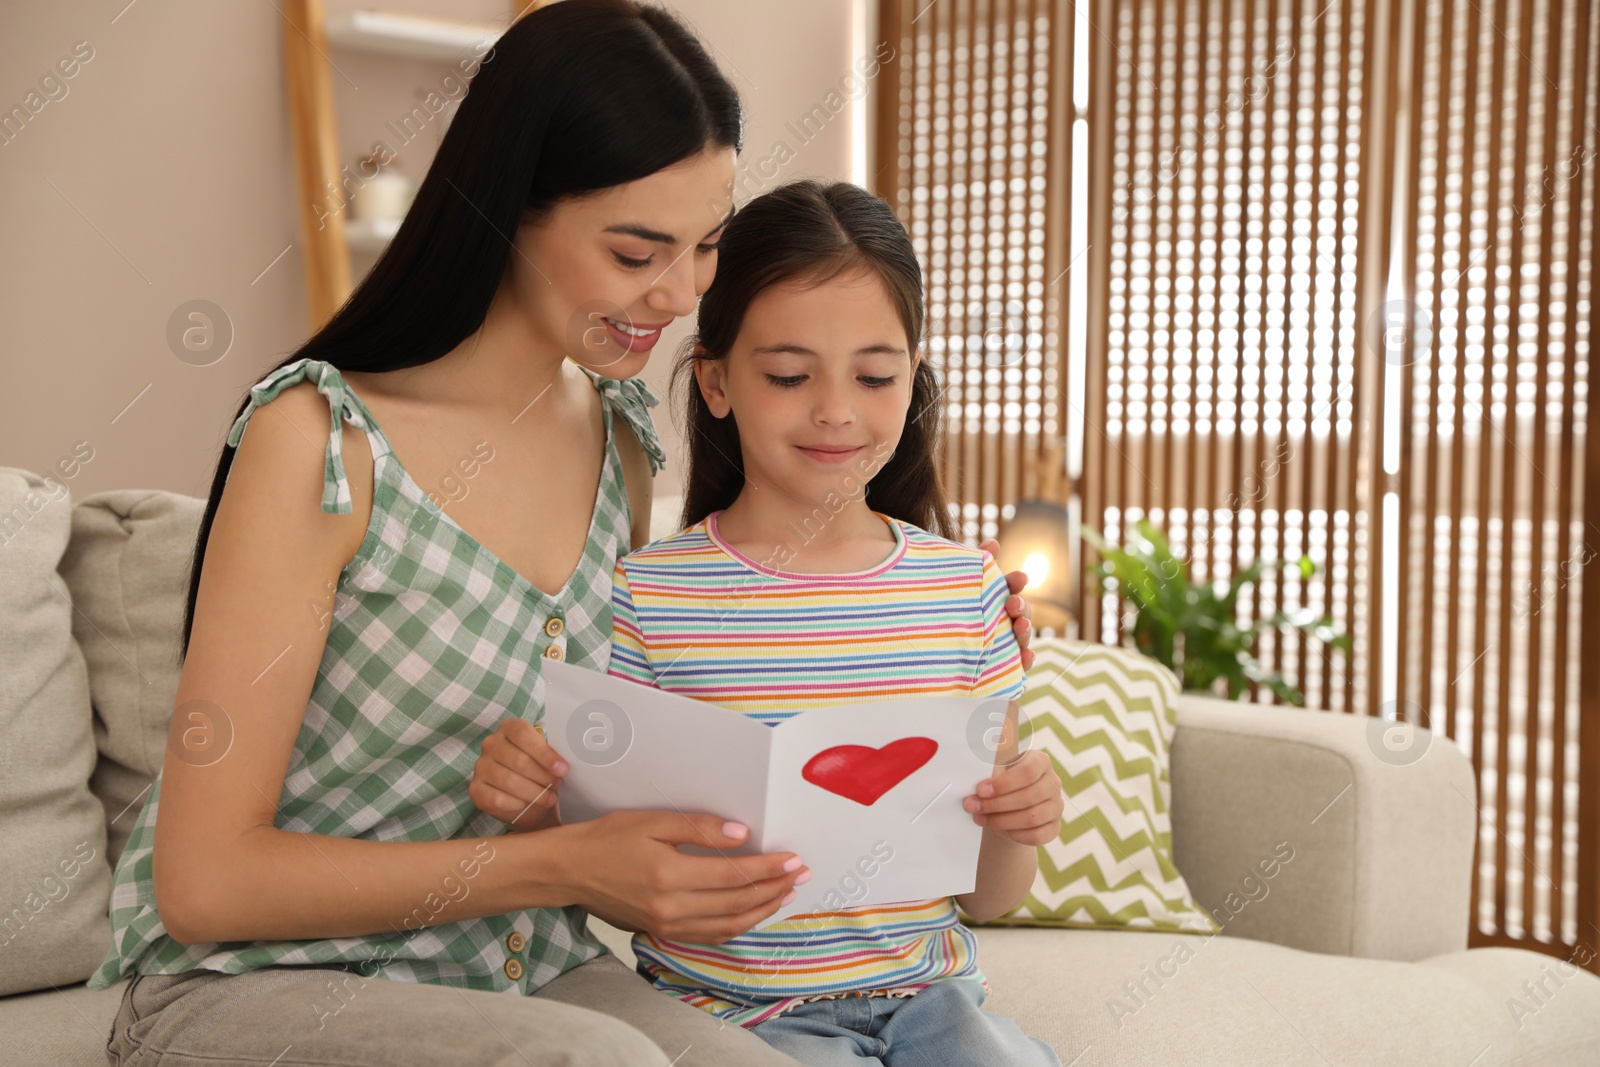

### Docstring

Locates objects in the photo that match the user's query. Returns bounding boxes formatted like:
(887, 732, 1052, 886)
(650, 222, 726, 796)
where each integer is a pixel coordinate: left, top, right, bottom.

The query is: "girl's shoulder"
(884, 517, 1008, 592)
(888, 517, 989, 562)
(615, 518, 715, 569)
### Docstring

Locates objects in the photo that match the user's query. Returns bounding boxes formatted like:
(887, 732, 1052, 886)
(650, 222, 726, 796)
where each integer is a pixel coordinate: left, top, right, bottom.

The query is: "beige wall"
(0, 0, 863, 504)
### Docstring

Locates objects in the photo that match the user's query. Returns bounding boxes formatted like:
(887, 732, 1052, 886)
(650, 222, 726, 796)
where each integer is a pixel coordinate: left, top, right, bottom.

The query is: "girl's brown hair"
(673, 180, 955, 538)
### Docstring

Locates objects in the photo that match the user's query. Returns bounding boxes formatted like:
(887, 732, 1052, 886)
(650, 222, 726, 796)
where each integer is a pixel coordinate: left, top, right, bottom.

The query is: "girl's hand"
(555, 811, 812, 944)
(963, 748, 1064, 846)
(470, 718, 566, 832)
(978, 537, 1035, 670)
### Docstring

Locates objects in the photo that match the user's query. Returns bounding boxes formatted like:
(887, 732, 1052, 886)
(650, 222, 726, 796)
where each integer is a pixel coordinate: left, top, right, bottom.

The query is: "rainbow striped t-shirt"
(606, 508, 1026, 1027)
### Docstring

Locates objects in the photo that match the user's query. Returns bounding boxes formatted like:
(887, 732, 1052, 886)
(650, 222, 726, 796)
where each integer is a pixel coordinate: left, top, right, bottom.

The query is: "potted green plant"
(1080, 519, 1352, 705)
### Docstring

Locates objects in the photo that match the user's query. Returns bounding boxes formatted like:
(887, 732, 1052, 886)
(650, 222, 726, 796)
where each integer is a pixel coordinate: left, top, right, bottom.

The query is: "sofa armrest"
(1167, 694, 1476, 962)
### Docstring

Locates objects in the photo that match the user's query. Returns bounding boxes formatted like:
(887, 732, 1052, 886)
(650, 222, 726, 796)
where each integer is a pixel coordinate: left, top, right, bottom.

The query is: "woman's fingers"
(1000, 564, 1030, 597)
(573, 811, 812, 943)
(971, 542, 1035, 668)
(665, 881, 805, 944)
(647, 864, 809, 943)
(638, 811, 808, 887)
(1003, 592, 1035, 668)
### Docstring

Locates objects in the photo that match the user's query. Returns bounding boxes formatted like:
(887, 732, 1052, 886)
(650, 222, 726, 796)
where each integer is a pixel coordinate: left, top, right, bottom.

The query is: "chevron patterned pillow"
(961, 636, 1219, 933)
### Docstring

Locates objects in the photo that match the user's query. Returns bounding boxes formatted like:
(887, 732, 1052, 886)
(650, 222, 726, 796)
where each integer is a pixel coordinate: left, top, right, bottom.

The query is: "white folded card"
(540, 659, 1010, 927)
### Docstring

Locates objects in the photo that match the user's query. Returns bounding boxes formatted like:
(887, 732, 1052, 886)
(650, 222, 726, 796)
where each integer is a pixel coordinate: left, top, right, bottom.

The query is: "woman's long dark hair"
(180, 0, 742, 659)
(674, 180, 955, 539)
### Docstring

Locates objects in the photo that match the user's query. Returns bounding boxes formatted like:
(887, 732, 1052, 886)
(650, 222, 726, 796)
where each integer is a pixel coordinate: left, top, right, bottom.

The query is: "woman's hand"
(472, 718, 813, 943)
(552, 811, 811, 945)
(470, 718, 566, 833)
(978, 537, 1035, 669)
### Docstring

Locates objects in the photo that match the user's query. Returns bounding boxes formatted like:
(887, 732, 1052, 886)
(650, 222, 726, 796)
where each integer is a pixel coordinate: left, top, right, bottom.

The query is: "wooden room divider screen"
(873, 0, 1600, 975)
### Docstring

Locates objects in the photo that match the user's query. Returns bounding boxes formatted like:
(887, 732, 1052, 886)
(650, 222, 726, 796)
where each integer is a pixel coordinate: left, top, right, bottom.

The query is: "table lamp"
(994, 444, 1074, 633)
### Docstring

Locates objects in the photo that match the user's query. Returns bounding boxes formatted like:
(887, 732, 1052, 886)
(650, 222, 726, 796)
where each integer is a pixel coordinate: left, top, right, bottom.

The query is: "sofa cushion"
(963, 637, 1217, 933)
(0, 467, 113, 996)
(974, 926, 1600, 1066)
(12, 931, 1597, 1067)
(586, 918, 1600, 1065)
(57, 489, 204, 868)
(0, 979, 127, 1067)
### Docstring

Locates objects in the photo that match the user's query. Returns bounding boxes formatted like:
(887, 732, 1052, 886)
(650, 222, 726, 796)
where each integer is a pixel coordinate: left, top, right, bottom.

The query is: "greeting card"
(540, 660, 1008, 926)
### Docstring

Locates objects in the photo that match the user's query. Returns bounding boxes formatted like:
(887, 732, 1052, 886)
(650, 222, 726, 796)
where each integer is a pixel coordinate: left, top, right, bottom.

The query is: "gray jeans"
(106, 953, 803, 1066)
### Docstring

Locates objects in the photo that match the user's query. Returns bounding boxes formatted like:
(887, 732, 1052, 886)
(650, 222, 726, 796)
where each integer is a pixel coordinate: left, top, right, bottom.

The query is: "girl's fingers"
(469, 780, 555, 827)
(966, 780, 1061, 816)
(474, 761, 560, 806)
(981, 804, 1062, 841)
(972, 752, 1052, 802)
(490, 719, 569, 780)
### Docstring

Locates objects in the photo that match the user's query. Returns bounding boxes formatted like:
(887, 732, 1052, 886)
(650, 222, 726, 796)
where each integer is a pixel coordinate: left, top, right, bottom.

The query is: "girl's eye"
(612, 251, 653, 269)
(696, 241, 721, 256)
(765, 374, 896, 388)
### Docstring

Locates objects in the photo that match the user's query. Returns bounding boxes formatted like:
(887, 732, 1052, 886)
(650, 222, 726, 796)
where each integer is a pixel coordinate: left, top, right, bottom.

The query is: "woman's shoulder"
(581, 369, 667, 477)
(225, 375, 374, 558)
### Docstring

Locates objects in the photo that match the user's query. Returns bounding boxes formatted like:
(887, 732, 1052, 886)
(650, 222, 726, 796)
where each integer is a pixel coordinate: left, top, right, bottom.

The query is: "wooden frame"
(280, 1, 543, 328)
(871, 0, 1600, 977)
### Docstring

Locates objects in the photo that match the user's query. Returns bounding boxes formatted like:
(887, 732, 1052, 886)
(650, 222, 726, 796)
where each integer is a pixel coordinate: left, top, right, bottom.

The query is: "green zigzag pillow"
(960, 636, 1219, 933)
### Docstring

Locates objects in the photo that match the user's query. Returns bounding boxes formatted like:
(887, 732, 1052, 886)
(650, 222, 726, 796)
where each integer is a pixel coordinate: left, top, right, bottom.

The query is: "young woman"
(471, 181, 1064, 1067)
(88, 4, 1033, 1066)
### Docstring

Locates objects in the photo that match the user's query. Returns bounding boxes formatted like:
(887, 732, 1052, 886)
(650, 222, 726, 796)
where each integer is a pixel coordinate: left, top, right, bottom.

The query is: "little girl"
(568, 180, 1063, 1065)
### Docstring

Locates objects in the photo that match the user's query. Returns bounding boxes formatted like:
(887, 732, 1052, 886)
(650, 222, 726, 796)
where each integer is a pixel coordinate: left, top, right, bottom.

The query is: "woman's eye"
(860, 376, 896, 388)
(696, 241, 721, 256)
(612, 251, 653, 269)
(765, 374, 806, 388)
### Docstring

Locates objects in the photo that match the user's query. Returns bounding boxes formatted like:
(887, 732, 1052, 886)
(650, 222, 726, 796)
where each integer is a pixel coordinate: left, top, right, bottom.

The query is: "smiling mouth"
(596, 315, 669, 355)
(796, 444, 867, 464)
(603, 316, 668, 337)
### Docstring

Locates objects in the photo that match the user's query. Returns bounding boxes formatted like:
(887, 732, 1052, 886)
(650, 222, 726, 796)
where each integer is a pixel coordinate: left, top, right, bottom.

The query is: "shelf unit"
(325, 9, 506, 60)
(281, 1, 535, 326)
(343, 216, 402, 254)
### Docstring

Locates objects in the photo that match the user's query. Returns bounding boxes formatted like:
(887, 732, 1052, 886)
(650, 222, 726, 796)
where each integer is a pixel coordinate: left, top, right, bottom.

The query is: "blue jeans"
(750, 978, 1061, 1067)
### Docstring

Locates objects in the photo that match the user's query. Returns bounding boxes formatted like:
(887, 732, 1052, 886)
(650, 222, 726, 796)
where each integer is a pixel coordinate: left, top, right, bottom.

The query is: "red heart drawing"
(802, 737, 939, 806)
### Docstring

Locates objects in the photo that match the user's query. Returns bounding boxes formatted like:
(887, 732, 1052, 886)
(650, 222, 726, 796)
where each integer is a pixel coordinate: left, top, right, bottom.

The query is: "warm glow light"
(996, 499, 1073, 624)
(1022, 551, 1053, 587)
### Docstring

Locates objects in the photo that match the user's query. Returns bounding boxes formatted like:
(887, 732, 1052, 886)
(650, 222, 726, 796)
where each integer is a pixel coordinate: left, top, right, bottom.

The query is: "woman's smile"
(601, 314, 670, 352)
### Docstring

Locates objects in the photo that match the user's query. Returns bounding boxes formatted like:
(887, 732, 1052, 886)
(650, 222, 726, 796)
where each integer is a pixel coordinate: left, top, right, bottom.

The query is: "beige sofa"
(3, 473, 1598, 1066)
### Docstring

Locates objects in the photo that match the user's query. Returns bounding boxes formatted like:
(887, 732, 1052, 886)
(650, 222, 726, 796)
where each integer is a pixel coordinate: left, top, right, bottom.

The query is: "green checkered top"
(88, 357, 665, 994)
